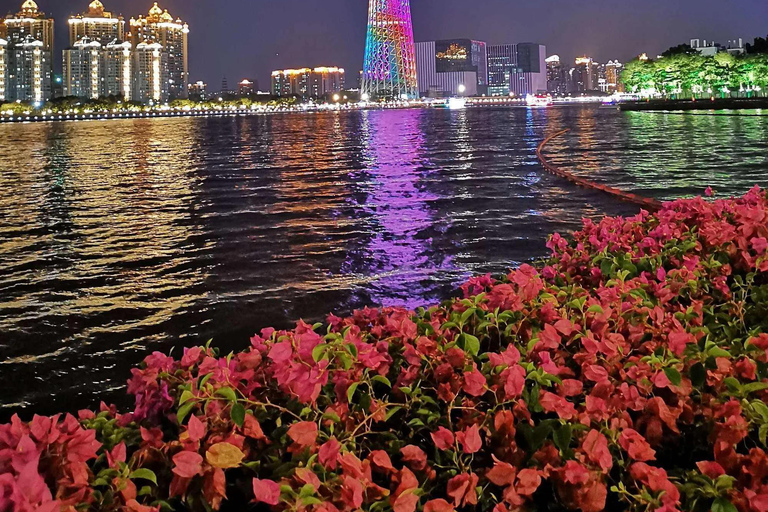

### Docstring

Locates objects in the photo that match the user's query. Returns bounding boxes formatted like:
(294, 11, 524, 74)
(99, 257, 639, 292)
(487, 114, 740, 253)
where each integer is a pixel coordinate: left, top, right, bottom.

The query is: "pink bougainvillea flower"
(252, 478, 281, 505)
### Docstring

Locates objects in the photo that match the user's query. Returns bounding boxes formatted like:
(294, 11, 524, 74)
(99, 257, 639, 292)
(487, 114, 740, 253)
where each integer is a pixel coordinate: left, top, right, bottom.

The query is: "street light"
(458, 84, 466, 95)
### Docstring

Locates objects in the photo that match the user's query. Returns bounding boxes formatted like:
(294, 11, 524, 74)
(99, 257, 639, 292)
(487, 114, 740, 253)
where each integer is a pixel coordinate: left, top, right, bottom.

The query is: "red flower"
(252, 478, 280, 506)
(446, 473, 479, 507)
(287, 421, 318, 447)
(319, 437, 341, 469)
(515, 469, 541, 496)
(401, 445, 428, 471)
(582, 430, 613, 473)
(463, 366, 487, 397)
(486, 457, 517, 486)
(424, 499, 455, 512)
(370, 450, 395, 472)
(431, 427, 455, 451)
(172, 451, 203, 479)
(619, 429, 656, 462)
(456, 425, 482, 454)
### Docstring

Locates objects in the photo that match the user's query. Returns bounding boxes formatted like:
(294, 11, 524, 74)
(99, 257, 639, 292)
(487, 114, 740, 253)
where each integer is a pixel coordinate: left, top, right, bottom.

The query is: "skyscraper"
(546, 55, 567, 95)
(129, 3, 188, 99)
(68, 0, 124, 46)
(362, 0, 418, 100)
(605, 60, 624, 93)
(487, 44, 516, 96)
(511, 43, 546, 96)
(62, 36, 101, 98)
(132, 41, 167, 103)
(0, 38, 6, 101)
(271, 67, 345, 99)
(3, 0, 53, 102)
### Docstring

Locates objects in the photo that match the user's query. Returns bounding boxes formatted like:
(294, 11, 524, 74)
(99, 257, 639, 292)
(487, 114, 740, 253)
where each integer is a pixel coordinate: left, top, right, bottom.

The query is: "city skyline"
(0, 0, 766, 89)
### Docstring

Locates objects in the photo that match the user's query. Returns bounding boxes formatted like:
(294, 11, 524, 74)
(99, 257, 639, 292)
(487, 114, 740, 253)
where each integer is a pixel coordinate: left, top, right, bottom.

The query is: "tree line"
(622, 35, 768, 98)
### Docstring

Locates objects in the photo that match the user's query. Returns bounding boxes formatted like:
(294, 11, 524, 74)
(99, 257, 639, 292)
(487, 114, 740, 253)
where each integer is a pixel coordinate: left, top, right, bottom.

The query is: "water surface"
(1, 106, 766, 416)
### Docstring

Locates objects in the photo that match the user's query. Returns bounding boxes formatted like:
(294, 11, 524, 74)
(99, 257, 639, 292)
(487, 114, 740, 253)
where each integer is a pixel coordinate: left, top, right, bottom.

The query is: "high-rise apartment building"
(133, 41, 168, 103)
(569, 57, 596, 93)
(605, 60, 624, 93)
(415, 39, 487, 97)
(546, 55, 567, 95)
(3, 0, 53, 102)
(102, 39, 131, 98)
(68, 0, 124, 46)
(0, 38, 6, 101)
(271, 67, 345, 98)
(129, 3, 188, 99)
(62, 36, 100, 98)
(188, 80, 206, 101)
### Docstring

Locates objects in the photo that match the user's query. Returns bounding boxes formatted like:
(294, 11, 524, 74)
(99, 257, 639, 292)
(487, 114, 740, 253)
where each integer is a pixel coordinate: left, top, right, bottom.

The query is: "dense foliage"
(621, 52, 768, 98)
(5, 187, 768, 512)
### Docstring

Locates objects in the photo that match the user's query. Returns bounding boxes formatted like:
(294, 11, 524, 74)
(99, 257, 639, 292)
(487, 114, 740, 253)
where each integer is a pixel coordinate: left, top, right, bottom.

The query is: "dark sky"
(3, 0, 767, 90)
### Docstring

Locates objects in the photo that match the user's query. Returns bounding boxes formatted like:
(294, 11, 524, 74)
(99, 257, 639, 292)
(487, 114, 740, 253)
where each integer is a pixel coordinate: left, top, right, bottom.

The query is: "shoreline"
(620, 97, 768, 112)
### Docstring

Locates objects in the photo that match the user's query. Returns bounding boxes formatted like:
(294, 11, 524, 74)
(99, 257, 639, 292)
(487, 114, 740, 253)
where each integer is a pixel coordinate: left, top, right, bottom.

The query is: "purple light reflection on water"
(347, 109, 462, 309)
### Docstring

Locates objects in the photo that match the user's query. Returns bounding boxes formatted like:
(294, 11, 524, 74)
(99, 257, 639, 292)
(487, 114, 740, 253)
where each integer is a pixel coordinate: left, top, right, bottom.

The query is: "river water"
(1, 106, 767, 416)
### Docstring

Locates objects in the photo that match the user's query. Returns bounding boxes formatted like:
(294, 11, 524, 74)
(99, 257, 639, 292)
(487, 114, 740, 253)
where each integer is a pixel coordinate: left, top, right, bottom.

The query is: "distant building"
(0, 38, 6, 101)
(690, 38, 745, 56)
(271, 67, 345, 98)
(511, 43, 546, 96)
(238, 78, 255, 96)
(487, 44, 515, 96)
(415, 39, 487, 97)
(188, 80, 206, 100)
(129, 3, 188, 99)
(569, 56, 597, 93)
(605, 60, 624, 93)
(102, 39, 132, 98)
(133, 41, 168, 103)
(68, 0, 124, 46)
(3, 0, 54, 102)
(546, 55, 567, 95)
(62, 36, 101, 98)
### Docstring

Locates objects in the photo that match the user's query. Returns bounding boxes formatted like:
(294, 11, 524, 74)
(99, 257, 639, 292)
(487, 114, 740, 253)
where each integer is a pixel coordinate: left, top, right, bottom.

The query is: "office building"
(415, 39, 487, 97)
(487, 44, 516, 96)
(68, 0, 124, 46)
(271, 67, 345, 98)
(133, 41, 168, 103)
(3, 0, 53, 102)
(546, 55, 567, 95)
(129, 3, 188, 99)
(511, 43, 546, 96)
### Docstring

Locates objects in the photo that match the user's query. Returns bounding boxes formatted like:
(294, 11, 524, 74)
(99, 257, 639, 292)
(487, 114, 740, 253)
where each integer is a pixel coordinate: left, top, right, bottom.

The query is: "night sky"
(2, 0, 767, 91)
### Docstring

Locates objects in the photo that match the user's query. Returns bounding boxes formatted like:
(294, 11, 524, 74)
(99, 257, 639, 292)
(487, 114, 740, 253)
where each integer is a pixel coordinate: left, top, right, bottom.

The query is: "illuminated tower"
(362, 0, 418, 100)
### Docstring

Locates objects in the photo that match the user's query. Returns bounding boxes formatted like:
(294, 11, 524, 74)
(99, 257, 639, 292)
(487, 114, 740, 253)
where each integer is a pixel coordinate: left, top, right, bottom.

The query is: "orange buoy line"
(536, 129, 663, 212)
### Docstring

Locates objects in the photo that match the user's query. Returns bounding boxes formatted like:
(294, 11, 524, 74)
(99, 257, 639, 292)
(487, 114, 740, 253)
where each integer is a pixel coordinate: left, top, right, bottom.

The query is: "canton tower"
(362, 0, 418, 100)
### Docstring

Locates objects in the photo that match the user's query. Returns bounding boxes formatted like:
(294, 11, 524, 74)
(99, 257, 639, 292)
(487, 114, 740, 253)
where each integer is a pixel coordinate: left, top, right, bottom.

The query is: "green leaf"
(312, 344, 327, 362)
(553, 424, 573, 452)
(752, 400, 768, 422)
(712, 497, 738, 512)
(347, 382, 359, 403)
(663, 367, 682, 387)
(179, 390, 194, 405)
(742, 382, 768, 395)
(299, 484, 316, 498)
(690, 362, 706, 388)
(129, 468, 158, 486)
(385, 406, 402, 421)
(215, 387, 238, 403)
(231, 403, 246, 427)
(371, 375, 392, 388)
(301, 497, 323, 507)
(462, 334, 480, 357)
(723, 378, 742, 394)
(177, 401, 196, 425)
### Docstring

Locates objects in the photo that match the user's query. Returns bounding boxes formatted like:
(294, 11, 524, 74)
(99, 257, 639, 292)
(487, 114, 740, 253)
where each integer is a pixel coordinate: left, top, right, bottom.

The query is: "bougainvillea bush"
(6, 187, 768, 512)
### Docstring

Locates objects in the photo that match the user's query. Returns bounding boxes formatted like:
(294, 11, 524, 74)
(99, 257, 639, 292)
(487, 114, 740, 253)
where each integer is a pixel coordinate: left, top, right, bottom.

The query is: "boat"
(526, 93, 554, 108)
